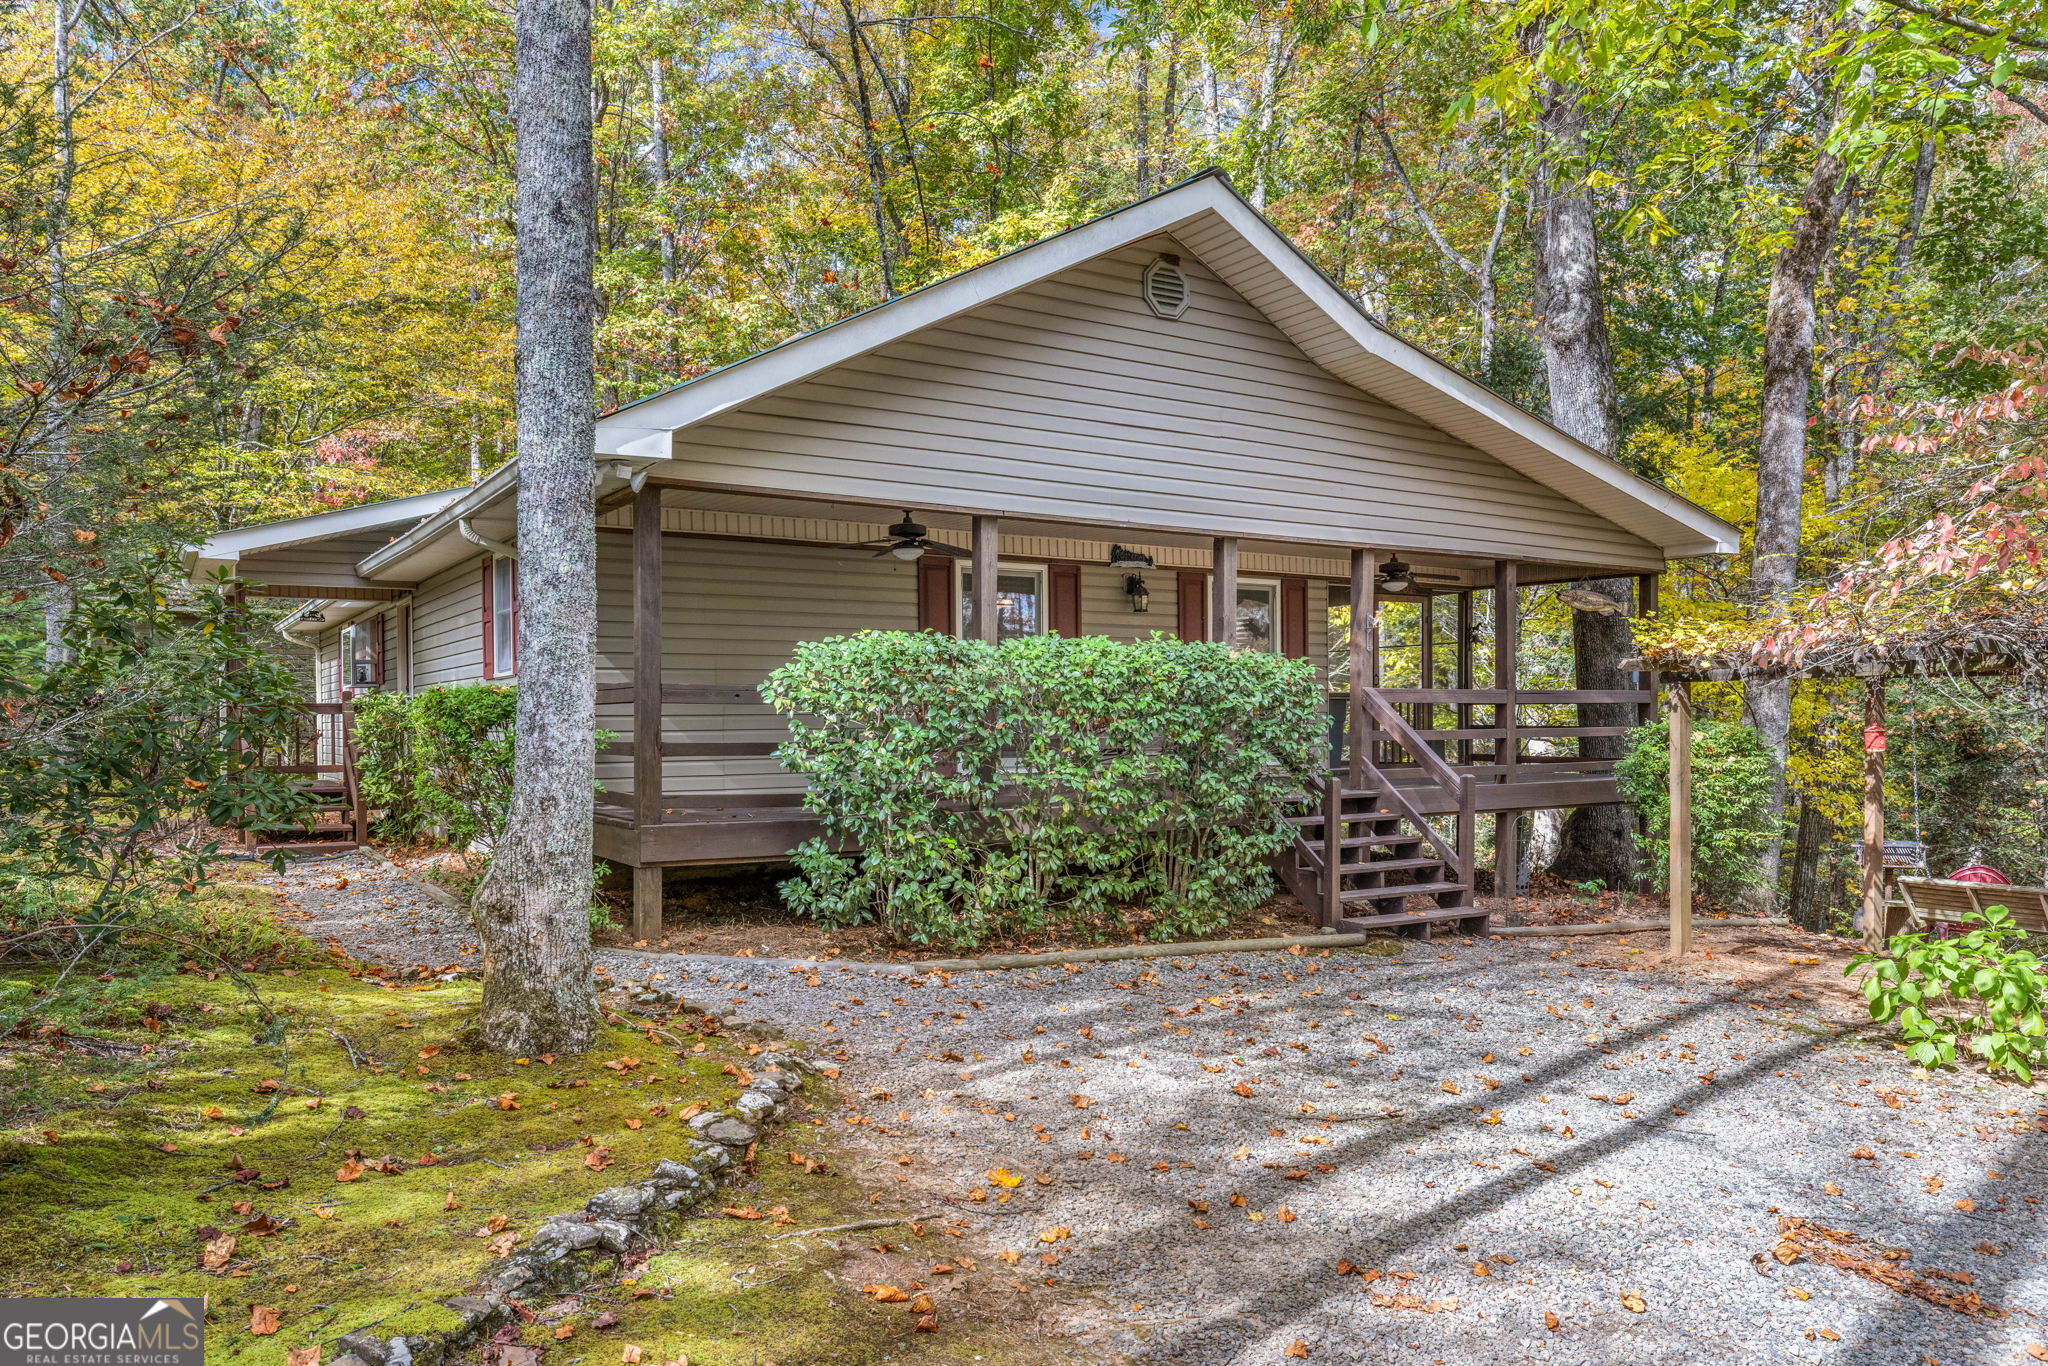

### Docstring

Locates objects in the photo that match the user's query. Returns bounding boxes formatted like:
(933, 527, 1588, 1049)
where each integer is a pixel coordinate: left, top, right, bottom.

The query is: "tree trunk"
(470, 0, 600, 1056)
(1750, 134, 1851, 891)
(649, 58, 675, 295)
(1786, 795, 1829, 932)
(1524, 60, 1636, 889)
(840, 0, 898, 297)
(1135, 49, 1151, 194)
(42, 0, 79, 666)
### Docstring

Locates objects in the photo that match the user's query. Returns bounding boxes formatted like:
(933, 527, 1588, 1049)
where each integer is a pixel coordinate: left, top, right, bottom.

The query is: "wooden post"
(971, 515, 1000, 644)
(632, 482, 666, 942)
(1636, 573, 1660, 728)
(1455, 589, 1475, 767)
(1667, 679, 1694, 956)
(1417, 592, 1436, 739)
(1210, 536, 1238, 645)
(1346, 548, 1375, 790)
(1321, 777, 1342, 929)
(1861, 674, 1888, 949)
(1494, 814, 1519, 905)
(1493, 560, 1518, 773)
(1491, 561, 1519, 906)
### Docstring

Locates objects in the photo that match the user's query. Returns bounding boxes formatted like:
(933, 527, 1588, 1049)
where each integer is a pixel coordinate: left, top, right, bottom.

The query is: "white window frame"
(954, 560, 1049, 640)
(340, 618, 380, 688)
(491, 555, 518, 677)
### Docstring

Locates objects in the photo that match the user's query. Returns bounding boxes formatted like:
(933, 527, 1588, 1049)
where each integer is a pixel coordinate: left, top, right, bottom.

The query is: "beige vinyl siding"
(239, 530, 406, 594)
(411, 559, 487, 689)
(308, 624, 340, 704)
(591, 535, 1339, 800)
(594, 534, 919, 797)
(671, 241, 1661, 570)
(1078, 563, 1174, 644)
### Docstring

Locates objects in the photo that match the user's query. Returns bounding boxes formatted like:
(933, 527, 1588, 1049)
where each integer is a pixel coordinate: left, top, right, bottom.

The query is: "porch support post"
(1860, 673, 1888, 949)
(1636, 573, 1661, 728)
(1210, 536, 1238, 645)
(971, 515, 1000, 644)
(632, 483, 665, 942)
(1667, 679, 1694, 956)
(1346, 547, 1375, 790)
(1455, 589, 1475, 766)
(1491, 560, 1519, 904)
(1417, 593, 1436, 739)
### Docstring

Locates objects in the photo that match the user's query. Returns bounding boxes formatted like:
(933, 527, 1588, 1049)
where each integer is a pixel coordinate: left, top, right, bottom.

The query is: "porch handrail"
(1347, 687, 1474, 882)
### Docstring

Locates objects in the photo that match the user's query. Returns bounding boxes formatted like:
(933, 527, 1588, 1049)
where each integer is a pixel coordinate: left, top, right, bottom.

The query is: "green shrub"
(1847, 908, 2047, 1081)
(0, 571, 309, 921)
(1615, 716, 1778, 905)
(353, 684, 517, 848)
(760, 631, 1322, 949)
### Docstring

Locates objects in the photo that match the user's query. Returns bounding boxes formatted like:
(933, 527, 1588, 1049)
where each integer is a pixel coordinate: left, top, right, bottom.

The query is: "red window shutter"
(1048, 563, 1081, 636)
(1280, 577, 1308, 658)
(916, 554, 955, 633)
(1176, 570, 1208, 641)
(480, 558, 495, 679)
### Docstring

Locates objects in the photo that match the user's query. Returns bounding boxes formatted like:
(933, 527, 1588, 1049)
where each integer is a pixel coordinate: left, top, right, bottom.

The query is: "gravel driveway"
(269, 854, 2048, 1365)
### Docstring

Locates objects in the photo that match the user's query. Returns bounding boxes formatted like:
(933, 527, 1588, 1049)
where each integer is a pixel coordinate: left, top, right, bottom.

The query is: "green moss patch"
(0, 968, 764, 1364)
(490, 1118, 1112, 1366)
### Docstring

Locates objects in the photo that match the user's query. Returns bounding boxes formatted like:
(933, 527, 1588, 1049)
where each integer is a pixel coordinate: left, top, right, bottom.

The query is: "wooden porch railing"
(1349, 688, 1475, 887)
(240, 700, 367, 843)
(1329, 686, 1653, 782)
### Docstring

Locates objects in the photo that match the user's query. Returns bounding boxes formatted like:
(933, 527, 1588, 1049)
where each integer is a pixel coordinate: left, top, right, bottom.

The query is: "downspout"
(458, 518, 518, 560)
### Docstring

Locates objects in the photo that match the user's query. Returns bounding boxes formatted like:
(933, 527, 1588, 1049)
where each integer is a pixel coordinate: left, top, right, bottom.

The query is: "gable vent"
(1141, 255, 1191, 319)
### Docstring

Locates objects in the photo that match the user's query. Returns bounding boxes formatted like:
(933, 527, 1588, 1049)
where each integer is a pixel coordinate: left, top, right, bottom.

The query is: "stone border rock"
(322, 988, 818, 1366)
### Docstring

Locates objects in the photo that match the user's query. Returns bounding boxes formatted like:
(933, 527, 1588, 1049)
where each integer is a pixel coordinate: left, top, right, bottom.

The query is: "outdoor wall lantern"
(1377, 557, 1414, 593)
(1125, 574, 1151, 612)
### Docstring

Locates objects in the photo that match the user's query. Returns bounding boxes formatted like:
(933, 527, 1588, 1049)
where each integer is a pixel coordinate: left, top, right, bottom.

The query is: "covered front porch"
(594, 481, 1660, 938)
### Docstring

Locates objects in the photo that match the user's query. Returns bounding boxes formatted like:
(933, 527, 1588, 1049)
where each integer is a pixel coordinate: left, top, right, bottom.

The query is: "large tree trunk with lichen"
(471, 0, 600, 1055)
(1750, 136, 1850, 893)
(1525, 66, 1636, 890)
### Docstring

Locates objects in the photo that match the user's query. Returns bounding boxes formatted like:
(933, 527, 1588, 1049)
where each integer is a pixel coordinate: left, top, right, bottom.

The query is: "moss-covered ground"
(0, 914, 1109, 1365)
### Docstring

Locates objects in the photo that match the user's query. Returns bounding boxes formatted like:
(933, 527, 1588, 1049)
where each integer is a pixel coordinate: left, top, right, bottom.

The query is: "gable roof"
(595, 170, 1737, 559)
(184, 488, 467, 582)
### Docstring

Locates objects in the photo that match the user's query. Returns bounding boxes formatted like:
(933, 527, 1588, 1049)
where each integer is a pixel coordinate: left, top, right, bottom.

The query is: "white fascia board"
(356, 462, 519, 579)
(182, 488, 468, 585)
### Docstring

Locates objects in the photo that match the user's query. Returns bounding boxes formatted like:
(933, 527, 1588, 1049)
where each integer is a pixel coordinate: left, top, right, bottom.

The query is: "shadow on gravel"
(1827, 1116, 2045, 1361)
(929, 943, 2039, 1364)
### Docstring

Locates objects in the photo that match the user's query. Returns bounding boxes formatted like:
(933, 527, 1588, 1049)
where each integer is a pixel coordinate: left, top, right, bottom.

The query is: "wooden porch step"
(1340, 879, 1470, 905)
(1331, 855, 1444, 876)
(1333, 904, 1490, 935)
(1288, 811, 1402, 829)
(1300, 832, 1424, 852)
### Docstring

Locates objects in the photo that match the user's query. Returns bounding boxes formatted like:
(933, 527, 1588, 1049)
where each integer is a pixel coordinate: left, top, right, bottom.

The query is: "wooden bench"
(1888, 877, 2048, 939)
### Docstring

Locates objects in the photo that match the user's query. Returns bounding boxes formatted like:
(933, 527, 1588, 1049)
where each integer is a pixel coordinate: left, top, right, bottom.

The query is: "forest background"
(5, 0, 2047, 922)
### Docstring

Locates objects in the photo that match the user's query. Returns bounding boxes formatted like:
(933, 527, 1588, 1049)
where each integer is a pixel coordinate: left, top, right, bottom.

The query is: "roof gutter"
(358, 458, 657, 579)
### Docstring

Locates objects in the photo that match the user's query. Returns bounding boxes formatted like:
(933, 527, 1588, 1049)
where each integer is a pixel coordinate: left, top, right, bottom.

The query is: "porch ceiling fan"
(848, 510, 970, 561)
